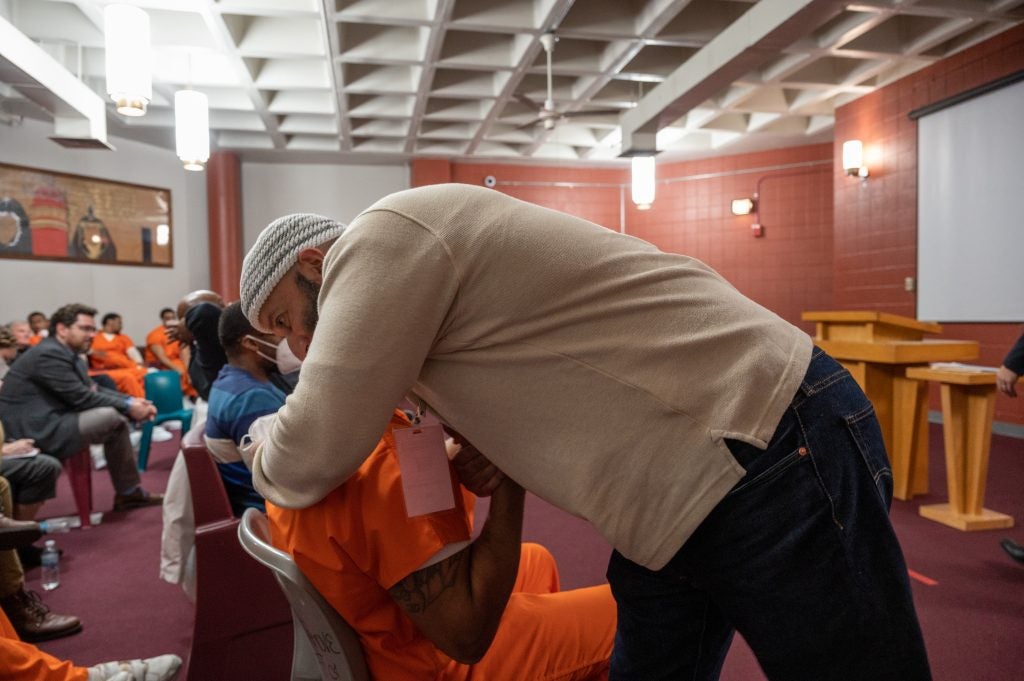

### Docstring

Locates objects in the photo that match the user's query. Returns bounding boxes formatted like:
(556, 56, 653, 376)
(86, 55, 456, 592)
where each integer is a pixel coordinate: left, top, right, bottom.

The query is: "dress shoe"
(113, 488, 164, 512)
(0, 588, 82, 642)
(1001, 538, 1024, 564)
(0, 515, 42, 551)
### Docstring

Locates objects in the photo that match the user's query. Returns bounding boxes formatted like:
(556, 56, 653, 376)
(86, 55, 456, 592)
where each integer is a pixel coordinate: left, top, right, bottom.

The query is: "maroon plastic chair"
(180, 424, 293, 681)
(63, 447, 93, 528)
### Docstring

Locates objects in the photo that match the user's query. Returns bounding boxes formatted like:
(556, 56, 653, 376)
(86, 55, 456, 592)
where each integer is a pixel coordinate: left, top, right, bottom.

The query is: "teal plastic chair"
(137, 370, 194, 470)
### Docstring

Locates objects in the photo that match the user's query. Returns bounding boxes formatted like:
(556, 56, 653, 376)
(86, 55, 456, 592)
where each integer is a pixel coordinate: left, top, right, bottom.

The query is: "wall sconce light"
(175, 90, 210, 171)
(104, 4, 152, 117)
(631, 156, 656, 210)
(731, 198, 755, 216)
(842, 140, 869, 178)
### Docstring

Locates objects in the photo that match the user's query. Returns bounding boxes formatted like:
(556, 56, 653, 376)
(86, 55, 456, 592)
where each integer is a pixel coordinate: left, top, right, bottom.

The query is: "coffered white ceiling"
(0, 0, 1022, 164)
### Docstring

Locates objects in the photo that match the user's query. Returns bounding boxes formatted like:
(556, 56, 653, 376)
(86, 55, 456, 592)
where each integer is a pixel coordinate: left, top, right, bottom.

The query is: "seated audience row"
(0, 504, 181, 681)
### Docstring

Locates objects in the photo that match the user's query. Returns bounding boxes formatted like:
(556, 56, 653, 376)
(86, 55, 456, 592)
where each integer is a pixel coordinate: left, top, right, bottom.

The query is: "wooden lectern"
(802, 311, 978, 500)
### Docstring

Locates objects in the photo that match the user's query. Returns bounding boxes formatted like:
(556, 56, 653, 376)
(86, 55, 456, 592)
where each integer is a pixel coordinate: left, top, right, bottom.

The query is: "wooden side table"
(905, 366, 1017, 531)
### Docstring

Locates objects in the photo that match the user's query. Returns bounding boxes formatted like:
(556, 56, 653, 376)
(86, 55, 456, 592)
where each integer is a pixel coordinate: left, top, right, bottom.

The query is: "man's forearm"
(150, 345, 176, 370)
(465, 479, 525, 643)
(387, 479, 525, 664)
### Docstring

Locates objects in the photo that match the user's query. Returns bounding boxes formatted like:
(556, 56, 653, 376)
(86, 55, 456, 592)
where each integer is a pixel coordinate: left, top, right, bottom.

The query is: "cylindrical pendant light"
(631, 156, 656, 210)
(104, 4, 152, 117)
(175, 90, 210, 171)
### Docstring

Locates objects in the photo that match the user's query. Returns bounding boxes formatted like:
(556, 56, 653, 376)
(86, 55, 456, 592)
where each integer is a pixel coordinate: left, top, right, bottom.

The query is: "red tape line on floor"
(908, 569, 938, 586)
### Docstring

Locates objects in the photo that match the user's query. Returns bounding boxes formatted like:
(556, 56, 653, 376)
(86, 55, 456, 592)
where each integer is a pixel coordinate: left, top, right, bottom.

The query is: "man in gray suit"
(0, 304, 163, 512)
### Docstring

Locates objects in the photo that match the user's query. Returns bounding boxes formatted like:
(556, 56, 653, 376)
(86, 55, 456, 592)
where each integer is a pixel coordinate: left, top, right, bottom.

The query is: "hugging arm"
(388, 474, 524, 663)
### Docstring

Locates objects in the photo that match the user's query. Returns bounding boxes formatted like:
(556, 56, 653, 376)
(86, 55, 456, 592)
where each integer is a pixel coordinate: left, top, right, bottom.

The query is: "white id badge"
(394, 423, 456, 517)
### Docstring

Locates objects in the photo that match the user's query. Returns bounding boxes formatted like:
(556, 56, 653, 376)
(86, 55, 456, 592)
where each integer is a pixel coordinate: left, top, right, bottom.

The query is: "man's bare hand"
(445, 430, 505, 497)
(127, 398, 157, 422)
(2, 438, 36, 456)
(996, 365, 1019, 398)
(164, 320, 183, 343)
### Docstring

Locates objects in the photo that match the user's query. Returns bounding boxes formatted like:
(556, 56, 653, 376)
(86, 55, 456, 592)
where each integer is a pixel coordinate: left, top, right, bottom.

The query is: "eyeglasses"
(73, 324, 97, 333)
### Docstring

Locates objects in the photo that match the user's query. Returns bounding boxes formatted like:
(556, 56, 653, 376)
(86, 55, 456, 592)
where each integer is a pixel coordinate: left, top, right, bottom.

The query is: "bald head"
(176, 290, 225, 320)
(175, 290, 225, 344)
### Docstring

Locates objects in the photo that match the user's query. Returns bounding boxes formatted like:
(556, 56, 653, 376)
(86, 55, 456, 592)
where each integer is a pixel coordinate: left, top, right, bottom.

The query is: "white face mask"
(245, 335, 303, 374)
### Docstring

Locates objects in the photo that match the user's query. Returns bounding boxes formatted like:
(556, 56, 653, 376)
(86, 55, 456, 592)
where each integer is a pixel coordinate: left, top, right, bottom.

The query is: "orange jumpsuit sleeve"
(144, 326, 163, 365)
(144, 326, 180, 365)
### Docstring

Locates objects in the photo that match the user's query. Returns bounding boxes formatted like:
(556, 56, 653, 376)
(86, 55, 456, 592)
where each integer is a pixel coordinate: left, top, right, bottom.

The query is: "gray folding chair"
(238, 508, 371, 681)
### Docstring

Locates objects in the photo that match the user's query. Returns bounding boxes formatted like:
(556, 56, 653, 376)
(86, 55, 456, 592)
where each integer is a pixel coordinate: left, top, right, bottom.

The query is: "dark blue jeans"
(607, 348, 931, 681)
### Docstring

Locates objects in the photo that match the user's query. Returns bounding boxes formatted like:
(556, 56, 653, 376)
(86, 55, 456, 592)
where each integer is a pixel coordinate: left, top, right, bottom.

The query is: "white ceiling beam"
(620, 0, 846, 155)
(404, 0, 456, 155)
(0, 13, 110, 147)
(463, 0, 577, 156)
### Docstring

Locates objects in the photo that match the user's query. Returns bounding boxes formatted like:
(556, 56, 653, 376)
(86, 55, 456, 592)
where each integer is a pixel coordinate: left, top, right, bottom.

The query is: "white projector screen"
(917, 76, 1024, 322)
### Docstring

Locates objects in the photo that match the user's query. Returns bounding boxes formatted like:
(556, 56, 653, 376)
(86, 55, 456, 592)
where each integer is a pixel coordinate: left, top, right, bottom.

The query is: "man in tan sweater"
(240, 185, 931, 681)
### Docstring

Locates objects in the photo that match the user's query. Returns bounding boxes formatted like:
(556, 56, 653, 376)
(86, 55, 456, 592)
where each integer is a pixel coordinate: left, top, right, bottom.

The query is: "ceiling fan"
(513, 32, 622, 130)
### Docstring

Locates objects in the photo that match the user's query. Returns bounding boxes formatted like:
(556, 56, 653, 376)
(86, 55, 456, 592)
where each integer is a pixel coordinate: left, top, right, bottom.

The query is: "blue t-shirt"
(205, 364, 286, 516)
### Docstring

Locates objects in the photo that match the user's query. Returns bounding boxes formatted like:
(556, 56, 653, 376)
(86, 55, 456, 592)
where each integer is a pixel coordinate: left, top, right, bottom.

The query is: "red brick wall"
(833, 23, 1024, 424)
(627, 144, 833, 334)
(411, 161, 624, 233)
(449, 163, 625, 230)
(410, 158, 452, 186)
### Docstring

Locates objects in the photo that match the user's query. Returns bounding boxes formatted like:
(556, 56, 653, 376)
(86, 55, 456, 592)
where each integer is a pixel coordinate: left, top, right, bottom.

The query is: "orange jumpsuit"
(88, 333, 146, 398)
(144, 326, 195, 398)
(268, 411, 615, 681)
(0, 607, 86, 681)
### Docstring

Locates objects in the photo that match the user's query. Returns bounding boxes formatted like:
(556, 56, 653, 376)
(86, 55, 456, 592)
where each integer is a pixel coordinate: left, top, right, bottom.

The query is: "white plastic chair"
(238, 508, 371, 681)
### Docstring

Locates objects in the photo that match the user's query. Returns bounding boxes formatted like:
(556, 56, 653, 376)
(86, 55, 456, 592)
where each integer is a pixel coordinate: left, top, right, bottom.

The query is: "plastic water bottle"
(40, 540, 60, 591)
(39, 519, 70, 534)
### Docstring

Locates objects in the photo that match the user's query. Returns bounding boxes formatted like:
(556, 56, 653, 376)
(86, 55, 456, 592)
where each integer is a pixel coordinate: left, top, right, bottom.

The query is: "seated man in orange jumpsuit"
(88, 313, 147, 399)
(27, 312, 48, 347)
(267, 408, 616, 681)
(144, 308, 195, 399)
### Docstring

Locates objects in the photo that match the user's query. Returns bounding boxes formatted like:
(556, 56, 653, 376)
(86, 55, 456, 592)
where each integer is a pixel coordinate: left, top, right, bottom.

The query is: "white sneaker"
(163, 420, 182, 431)
(89, 444, 107, 470)
(129, 430, 142, 450)
(88, 654, 182, 681)
(151, 425, 174, 443)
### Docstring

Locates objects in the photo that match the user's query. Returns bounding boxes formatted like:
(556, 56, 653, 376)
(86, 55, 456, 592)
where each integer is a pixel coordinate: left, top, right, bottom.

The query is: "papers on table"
(929, 362, 998, 373)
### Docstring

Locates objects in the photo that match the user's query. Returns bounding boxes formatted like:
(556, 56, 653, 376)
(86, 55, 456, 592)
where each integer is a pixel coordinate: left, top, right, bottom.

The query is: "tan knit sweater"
(251, 184, 812, 570)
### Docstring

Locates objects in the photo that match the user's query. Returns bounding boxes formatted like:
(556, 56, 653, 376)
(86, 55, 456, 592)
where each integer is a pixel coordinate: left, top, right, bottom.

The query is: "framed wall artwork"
(0, 162, 172, 267)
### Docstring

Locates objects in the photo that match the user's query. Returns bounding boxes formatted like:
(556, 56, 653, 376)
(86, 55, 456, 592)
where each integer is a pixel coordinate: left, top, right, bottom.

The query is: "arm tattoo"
(388, 551, 464, 614)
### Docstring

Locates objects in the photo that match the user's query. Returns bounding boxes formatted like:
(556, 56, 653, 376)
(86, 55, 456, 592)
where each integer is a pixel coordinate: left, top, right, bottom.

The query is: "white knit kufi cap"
(240, 213, 346, 330)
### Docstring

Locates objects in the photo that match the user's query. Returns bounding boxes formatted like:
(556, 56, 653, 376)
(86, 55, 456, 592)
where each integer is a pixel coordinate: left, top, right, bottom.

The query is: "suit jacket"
(0, 337, 128, 459)
(1004, 332, 1024, 375)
